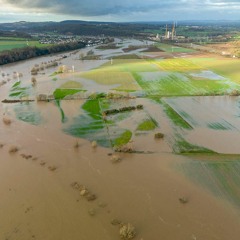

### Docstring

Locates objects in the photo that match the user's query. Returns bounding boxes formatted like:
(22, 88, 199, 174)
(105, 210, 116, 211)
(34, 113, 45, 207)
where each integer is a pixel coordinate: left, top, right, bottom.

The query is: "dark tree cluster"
(0, 42, 86, 65)
(103, 105, 143, 115)
(0, 30, 31, 39)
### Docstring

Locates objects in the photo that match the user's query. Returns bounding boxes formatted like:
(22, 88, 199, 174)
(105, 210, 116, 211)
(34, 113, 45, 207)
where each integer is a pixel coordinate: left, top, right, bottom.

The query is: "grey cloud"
(2, 0, 200, 16)
(2, 0, 240, 17)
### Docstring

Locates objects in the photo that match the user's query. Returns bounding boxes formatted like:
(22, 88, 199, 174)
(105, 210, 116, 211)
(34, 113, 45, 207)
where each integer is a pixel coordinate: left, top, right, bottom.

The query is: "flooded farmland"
(1, 39, 240, 240)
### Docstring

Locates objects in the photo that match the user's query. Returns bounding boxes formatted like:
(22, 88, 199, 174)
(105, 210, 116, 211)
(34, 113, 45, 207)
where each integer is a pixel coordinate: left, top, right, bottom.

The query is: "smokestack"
(172, 22, 175, 40)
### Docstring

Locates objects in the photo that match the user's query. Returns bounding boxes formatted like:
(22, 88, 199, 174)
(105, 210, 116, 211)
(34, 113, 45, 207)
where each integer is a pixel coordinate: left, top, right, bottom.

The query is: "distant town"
(34, 33, 113, 46)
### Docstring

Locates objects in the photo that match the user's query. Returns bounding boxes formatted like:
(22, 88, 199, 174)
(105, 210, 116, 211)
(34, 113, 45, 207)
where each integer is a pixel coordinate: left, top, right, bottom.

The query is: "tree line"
(32, 22, 146, 37)
(0, 41, 86, 65)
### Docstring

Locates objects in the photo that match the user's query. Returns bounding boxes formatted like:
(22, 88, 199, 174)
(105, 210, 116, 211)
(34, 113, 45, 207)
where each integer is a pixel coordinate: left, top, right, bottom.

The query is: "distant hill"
(0, 20, 150, 37)
(0, 21, 58, 31)
(1, 20, 240, 38)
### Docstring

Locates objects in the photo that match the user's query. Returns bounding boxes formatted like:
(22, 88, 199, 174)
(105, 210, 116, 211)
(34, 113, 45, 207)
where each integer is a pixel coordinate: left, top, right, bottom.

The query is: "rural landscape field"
(1, 34, 240, 240)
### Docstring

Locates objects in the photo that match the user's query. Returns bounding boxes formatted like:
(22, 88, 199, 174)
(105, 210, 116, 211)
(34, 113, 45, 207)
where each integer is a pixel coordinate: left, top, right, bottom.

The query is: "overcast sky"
(0, 0, 240, 23)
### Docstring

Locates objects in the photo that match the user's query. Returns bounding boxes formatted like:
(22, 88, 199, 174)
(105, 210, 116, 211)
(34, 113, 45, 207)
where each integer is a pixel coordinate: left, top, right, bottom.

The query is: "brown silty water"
(1, 40, 240, 240)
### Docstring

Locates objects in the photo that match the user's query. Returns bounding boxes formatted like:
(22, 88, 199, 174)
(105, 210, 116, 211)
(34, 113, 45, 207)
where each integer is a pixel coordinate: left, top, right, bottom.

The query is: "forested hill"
(0, 21, 152, 37)
(38, 23, 141, 37)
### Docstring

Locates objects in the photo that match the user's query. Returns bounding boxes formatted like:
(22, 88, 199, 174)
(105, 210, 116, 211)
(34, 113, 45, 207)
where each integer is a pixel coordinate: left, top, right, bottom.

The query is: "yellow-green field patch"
(59, 81, 83, 89)
(98, 59, 159, 72)
(81, 71, 142, 91)
(156, 58, 203, 72)
(190, 57, 240, 84)
(155, 43, 196, 53)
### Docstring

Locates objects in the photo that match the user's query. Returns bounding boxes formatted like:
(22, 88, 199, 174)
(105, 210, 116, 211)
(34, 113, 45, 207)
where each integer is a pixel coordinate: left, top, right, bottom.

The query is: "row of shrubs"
(31, 60, 59, 75)
(2, 99, 34, 103)
(103, 104, 143, 115)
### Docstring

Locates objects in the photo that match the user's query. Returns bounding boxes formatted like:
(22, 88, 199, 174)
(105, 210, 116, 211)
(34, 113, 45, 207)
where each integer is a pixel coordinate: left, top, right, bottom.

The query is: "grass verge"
(113, 130, 132, 147)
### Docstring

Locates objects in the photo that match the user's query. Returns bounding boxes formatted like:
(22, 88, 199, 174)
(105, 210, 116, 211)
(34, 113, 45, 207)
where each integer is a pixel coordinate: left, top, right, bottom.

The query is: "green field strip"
(173, 134, 214, 154)
(9, 81, 31, 98)
(0, 40, 50, 52)
(190, 57, 240, 84)
(112, 129, 132, 147)
(53, 89, 82, 100)
(133, 71, 231, 97)
(81, 70, 141, 92)
(155, 43, 196, 53)
(58, 80, 83, 89)
(178, 159, 240, 207)
(55, 100, 67, 123)
(156, 58, 202, 72)
(136, 117, 158, 131)
(160, 99, 193, 130)
(94, 59, 159, 72)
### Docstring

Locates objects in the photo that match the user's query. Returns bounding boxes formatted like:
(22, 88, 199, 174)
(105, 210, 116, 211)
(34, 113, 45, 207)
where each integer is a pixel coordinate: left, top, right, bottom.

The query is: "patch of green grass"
(136, 118, 157, 131)
(99, 59, 159, 72)
(134, 72, 192, 96)
(0, 40, 50, 52)
(59, 81, 83, 89)
(53, 89, 82, 100)
(50, 71, 60, 77)
(110, 54, 141, 59)
(156, 58, 202, 72)
(81, 70, 141, 91)
(12, 81, 21, 88)
(0, 41, 28, 51)
(82, 99, 102, 120)
(190, 57, 240, 84)
(155, 43, 196, 53)
(9, 91, 23, 97)
(99, 99, 111, 110)
(161, 100, 192, 129)
(55, 100, 67, 123)
(174, 136, 214, 154)
(113, 130, 132, 147)
(82, 100, 102, 120)
(9, 81, 29, 98)
(88, 92, 107, 100)
(52, 77, 58, 81)
(134, 71, 232, 96)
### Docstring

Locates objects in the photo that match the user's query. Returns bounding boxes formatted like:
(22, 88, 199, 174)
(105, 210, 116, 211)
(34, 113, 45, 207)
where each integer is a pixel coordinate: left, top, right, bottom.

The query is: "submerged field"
(1, 39, 240, 240)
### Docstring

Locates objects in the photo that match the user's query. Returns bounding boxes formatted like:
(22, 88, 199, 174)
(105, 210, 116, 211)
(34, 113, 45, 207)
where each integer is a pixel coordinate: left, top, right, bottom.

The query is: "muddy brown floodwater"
(1, 40, 240, 240)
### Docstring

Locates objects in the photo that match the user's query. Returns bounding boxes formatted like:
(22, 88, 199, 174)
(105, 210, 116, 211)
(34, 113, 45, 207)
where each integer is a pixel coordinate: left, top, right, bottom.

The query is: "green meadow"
(155, 43, 196, 53)
(0, 39, 49, 52)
